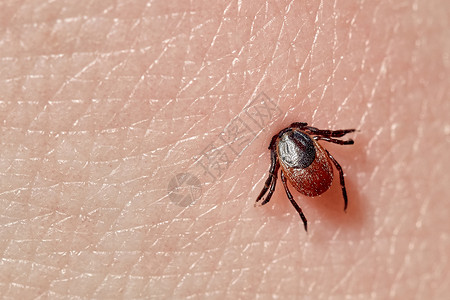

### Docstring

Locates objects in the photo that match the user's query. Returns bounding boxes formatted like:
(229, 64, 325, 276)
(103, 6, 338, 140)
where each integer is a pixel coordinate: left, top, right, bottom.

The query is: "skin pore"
(1, 0, 449, 298)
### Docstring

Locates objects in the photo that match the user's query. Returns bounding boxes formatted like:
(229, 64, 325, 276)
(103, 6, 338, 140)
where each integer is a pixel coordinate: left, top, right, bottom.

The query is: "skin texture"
(1, 0, 449, 299)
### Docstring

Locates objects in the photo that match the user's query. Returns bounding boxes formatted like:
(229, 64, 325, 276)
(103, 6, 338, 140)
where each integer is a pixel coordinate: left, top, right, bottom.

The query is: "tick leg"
(313, 136, 354, 145)
(305, 126, 356, 137)
(280, 170, 308, 232)
(324, 149, 348, 211)
(259, 164, 279, 206)
(255, 147, 279, 206)
(268, 133, 279, 150)
(289, 122, 308, 129)
(255, 173, 274, 205)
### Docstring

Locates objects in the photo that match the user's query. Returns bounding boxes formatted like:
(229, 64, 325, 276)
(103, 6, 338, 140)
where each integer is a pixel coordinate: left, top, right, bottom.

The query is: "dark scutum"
(278, 130, 316, 169)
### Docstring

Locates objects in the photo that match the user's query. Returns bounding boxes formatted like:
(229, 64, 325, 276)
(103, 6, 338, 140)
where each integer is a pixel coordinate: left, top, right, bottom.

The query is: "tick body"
(255, 122, 356, 231)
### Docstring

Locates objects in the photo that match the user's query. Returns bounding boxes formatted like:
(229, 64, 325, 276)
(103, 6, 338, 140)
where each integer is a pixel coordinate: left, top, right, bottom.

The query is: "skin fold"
(0, 0, 449, 298)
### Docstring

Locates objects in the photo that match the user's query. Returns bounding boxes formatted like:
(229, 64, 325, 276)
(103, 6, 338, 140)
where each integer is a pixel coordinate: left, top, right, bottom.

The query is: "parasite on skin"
(255, 122, 356, 231)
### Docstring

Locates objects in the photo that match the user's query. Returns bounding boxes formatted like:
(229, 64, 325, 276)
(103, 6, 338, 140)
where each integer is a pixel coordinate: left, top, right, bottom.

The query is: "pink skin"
(1, 0, 449, 298)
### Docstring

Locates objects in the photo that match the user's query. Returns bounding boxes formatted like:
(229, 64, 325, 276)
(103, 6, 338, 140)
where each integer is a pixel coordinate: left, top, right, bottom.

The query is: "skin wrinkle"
(0, 0, 449, 298)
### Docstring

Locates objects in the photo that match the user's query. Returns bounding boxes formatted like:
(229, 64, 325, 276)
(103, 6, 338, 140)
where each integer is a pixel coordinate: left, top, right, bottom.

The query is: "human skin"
(1, 0, 449, 299)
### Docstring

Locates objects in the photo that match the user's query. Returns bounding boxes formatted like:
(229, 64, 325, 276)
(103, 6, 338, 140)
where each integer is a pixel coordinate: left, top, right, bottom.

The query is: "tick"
(255, 122, 356, 231)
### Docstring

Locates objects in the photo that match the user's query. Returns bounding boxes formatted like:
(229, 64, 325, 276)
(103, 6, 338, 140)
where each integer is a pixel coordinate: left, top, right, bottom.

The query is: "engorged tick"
(255, 122, 356, 231)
